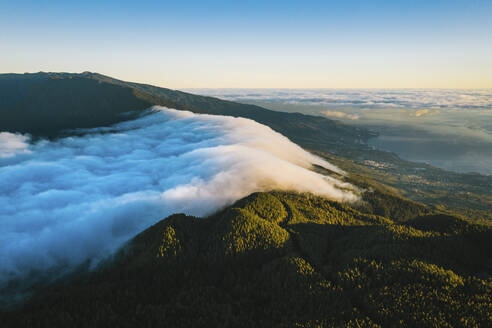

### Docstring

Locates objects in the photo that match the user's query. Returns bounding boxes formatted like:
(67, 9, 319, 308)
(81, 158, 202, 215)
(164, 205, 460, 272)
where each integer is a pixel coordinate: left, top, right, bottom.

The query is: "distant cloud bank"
(0, 107, 357, 287)
(322, 110, 360, 120)
(412, 109, 441, 117)
(186, 89, 492, 110)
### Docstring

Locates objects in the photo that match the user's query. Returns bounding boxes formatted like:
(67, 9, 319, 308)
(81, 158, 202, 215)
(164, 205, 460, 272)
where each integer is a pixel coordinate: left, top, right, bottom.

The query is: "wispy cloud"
(411, 109, 440, 117)
(322, 110, 360, 120)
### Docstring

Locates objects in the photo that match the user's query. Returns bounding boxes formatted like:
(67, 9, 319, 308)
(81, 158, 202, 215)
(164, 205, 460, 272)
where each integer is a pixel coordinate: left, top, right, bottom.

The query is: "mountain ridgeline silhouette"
(0, 72, 375, 151)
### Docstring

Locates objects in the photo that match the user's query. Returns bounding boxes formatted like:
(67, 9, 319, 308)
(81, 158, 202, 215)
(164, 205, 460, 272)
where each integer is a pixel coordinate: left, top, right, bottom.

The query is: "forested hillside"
(2, 191, 491, 327)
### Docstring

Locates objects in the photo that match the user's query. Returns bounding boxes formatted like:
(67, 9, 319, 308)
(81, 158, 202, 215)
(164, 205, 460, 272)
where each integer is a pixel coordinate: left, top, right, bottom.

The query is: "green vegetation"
(322, 151, 492, 223)
(2, 191, 491, 327)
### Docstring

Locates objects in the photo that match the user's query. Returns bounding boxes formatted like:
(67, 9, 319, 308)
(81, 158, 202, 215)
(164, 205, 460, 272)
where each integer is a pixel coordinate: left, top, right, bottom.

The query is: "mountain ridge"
(0, 72, 375, 153)
(2, 191, 490, 327)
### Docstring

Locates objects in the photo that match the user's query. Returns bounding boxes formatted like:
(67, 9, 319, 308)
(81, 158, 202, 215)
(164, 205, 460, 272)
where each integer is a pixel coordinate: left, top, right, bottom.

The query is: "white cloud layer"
(0, 132, 31, 158)
(0, 107, 357, 286)
(186, 88, 492, 110)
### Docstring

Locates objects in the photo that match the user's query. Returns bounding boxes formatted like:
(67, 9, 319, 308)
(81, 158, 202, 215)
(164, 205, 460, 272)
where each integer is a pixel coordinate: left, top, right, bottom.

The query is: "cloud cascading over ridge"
(0, 106, 357, 285)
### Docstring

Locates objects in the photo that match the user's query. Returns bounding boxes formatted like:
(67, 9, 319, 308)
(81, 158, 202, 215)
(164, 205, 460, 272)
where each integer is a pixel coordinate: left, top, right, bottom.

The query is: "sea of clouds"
(0, 106, 357, 286)
(187, 88, 492, 175)
(186, 88, 492, 110)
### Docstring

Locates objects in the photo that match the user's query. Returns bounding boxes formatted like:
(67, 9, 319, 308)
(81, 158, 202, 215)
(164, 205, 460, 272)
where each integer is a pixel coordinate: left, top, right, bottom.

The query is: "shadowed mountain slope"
(0, 72, 375, 149)
(2, 191, 490, 327)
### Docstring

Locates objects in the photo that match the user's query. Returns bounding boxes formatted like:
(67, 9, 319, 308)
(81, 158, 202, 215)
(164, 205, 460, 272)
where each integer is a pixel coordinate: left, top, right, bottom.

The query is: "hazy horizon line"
(2, 71, 491, 91)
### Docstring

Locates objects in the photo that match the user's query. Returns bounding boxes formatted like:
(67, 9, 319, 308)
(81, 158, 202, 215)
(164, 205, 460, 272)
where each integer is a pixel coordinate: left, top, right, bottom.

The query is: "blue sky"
(1, 0, 491, 88)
